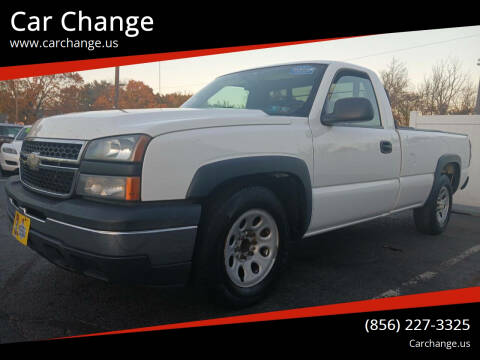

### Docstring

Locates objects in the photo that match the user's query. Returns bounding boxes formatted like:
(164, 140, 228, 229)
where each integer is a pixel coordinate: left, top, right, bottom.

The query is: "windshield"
(0, 126, 21, 138)
(15, 126, 31, 141)
(182, 64, 327, 117)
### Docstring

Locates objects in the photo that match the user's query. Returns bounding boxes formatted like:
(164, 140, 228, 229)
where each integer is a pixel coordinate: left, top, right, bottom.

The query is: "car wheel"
(195, 186, 290, 308)
(414, 174, 453, 235)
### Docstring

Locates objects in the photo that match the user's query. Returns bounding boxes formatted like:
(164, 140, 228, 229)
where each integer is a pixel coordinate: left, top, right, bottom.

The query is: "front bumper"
(5, 176, 201, 286)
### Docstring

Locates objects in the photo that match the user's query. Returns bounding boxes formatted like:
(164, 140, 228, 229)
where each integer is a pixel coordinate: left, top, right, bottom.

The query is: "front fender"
(186, 155, 312, 233)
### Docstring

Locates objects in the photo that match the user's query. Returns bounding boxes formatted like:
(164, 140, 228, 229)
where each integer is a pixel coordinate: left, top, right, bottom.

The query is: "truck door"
(308, 69, 401, 233)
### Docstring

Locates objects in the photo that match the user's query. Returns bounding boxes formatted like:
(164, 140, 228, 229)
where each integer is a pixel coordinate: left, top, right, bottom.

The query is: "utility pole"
(158, 62, 161, 96)
(475, 58, 480, 115)
(114, 66, 120, 109)
(14, 90, 18, 123)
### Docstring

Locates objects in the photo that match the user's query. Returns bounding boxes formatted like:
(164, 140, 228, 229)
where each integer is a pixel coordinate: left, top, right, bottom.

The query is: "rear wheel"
(414, 175, 453, 235)
(195, 186, 290, 308)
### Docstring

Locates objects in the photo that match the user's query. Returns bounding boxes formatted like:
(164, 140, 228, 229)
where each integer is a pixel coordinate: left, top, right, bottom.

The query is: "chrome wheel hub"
(436, 186, 450, 225)
(224, 209, 279, 288)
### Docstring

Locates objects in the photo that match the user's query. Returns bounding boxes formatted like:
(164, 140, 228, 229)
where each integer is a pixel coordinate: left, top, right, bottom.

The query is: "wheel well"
(441, 162, 460, 193)
(201, 173, 308, 240)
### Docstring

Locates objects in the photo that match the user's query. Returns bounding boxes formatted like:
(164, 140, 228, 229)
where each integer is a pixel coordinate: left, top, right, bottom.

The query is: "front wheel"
(224, 209, 279, 289)
(414, 175, 453, 235)
(195, 186, 290, 308)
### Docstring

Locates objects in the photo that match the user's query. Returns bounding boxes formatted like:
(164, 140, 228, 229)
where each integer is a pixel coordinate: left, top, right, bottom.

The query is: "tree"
(92, 80, 160, 110)
(418, 58, 473, 115)
(449, 82, 477, 115)
(120, 80, 158, 108)
(0, 73, 84, 124)
(380, 58, 413, 126)
(91, 84, 116, 110)
(1, 75, 192, 121)
(0, 79, 23, 123)
(379, 57, 477, 125)
(82, 80, 112, 110)
(158, 92, 192, 108)
(50, 84, 87, 115)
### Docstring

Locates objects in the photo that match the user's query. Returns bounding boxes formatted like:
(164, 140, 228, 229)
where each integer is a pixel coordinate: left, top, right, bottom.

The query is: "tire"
(413, 174, 453, 235)
(194, 186, 290, 308)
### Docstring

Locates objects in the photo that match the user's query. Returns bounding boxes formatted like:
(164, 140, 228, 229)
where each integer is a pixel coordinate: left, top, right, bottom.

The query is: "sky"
(79, 26, 480, 95)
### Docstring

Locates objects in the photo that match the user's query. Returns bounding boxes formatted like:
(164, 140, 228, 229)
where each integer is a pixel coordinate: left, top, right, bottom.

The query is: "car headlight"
(84, 134, 150, 162)
(77, 174, 140, 201)
(2, 147, 17, 154)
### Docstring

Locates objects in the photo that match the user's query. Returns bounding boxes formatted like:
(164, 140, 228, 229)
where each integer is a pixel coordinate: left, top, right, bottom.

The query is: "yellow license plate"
(12, 211, 30, 246)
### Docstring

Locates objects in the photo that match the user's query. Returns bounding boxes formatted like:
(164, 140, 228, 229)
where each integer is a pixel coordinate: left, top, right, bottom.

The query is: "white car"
(6, 61, 471, 307)
(0, 126, 31, 174)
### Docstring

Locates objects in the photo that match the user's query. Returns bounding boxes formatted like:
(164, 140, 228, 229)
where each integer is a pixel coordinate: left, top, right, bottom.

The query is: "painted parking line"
(374, 244, 480, 299)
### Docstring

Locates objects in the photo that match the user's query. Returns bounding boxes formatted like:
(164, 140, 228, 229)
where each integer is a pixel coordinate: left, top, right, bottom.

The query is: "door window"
(323, 71, 382, 128)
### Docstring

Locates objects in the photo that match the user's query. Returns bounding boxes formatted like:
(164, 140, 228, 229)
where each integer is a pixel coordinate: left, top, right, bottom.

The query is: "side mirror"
(323, 97, 374, 124)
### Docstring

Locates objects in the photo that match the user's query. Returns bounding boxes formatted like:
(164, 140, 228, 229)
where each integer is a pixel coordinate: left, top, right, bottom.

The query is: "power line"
(343, 33, 480, 61)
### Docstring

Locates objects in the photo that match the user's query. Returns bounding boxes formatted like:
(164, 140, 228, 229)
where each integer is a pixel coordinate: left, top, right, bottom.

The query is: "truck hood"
(27, 108, 291, 140)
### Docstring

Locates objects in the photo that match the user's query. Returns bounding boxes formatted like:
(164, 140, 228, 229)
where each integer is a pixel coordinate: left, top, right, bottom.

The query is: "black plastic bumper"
(5, 176, 202, 286)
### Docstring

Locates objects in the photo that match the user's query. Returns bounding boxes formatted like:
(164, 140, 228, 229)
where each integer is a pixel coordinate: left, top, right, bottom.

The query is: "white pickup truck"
(6, 61, 471, 307)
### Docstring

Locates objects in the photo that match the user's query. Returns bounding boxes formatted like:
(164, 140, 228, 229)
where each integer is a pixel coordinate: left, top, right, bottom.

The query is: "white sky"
(79, 26, 480, 95)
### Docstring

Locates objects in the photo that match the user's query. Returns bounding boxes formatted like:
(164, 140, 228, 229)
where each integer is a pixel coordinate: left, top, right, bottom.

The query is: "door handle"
(380, 141, 392, 154)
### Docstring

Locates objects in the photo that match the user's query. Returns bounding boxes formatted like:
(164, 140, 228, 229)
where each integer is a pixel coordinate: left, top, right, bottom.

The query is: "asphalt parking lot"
(1, 174, 480, 343)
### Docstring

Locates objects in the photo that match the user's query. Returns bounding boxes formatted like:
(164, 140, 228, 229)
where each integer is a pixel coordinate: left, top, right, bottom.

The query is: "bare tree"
(381, 58, 409, 96)
(450, 82, 477, 114)
(418, 58, 472, 115)
(380, 58, 415, 126)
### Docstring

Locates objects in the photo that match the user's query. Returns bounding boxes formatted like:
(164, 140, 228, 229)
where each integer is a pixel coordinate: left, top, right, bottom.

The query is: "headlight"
(84, 134, 150, 162)
(77, 174, 140, 201)
(2, 147, 17, 154)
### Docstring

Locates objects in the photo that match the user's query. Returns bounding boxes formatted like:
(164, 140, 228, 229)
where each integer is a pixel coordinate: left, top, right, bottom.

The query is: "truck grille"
(20, 139, 85, 197)
(20, 162, 76, 195)
(22, 140, 83, 160)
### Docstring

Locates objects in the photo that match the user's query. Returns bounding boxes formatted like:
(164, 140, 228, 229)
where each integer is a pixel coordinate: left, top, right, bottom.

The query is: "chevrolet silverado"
(6, 61, 471, 306)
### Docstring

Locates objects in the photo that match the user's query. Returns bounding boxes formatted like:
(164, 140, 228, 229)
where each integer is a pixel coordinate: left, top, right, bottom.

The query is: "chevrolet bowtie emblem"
(26, 152, 41, 171)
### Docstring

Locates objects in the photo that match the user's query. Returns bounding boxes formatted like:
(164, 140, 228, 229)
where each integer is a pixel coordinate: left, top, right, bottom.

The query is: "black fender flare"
(434, 154, 462, 193)
(186, 156, 312, 234)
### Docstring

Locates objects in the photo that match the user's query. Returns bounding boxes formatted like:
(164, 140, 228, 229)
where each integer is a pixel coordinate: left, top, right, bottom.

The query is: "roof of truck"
(218, 60, 374, 77)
